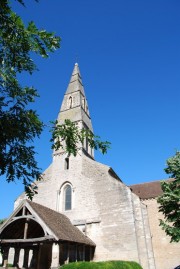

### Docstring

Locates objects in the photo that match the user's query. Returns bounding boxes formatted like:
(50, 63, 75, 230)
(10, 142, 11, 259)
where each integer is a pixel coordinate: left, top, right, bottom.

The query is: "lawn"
(60, 261, 143, 269)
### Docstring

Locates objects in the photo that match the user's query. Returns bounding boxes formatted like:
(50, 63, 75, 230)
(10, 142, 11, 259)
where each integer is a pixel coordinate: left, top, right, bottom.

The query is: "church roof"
(129, 179, 172, 199)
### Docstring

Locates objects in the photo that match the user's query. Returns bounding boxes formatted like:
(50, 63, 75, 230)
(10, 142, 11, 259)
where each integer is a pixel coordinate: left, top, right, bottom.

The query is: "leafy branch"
(51, 119, 111, 157)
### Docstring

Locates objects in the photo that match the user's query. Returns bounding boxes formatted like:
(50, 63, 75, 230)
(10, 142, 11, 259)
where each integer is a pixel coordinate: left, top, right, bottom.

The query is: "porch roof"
(28, 201, 95, 246)
(0, 200, 95, 247)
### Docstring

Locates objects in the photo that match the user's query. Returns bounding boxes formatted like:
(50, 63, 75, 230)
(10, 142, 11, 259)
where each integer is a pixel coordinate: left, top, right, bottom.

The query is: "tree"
(0, 0, 60, 199)
(158, 151, 180, 242)
(0, 0, 110, 199)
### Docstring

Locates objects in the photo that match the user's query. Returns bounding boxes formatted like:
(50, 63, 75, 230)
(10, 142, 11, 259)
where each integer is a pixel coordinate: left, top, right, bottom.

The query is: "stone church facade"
(0, 64, 179, 269)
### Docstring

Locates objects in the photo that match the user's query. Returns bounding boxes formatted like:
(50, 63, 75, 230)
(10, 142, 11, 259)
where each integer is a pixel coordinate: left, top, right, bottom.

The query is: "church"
(0, 64, 179, 269)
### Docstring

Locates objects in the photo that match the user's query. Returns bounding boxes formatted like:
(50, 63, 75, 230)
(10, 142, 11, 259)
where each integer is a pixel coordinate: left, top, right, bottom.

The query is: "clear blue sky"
(0, 0, 180, 219)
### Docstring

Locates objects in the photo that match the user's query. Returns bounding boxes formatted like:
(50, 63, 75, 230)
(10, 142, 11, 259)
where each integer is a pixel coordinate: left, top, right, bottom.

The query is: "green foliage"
(158, 151, 180, 242)
(0, 0, 60, 199)
(51, 119, 111, 157)
(60, 261, 143, 269)
(0, 219, 6, 225)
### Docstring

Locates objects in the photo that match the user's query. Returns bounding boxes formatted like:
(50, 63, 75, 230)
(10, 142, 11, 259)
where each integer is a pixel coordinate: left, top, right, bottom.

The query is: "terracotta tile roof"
(129, 179, 172, 200)
(28, 201, 95, 246)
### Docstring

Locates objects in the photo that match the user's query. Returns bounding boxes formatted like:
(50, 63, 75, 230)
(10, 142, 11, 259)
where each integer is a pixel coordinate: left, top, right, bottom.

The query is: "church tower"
(54, 63, 94, 159)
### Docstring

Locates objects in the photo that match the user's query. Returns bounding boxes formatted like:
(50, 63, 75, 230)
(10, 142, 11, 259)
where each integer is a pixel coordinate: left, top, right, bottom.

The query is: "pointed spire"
(71, 63, 81, 80)
(65, 63, 85, 96)
(55, 63, 94, 159)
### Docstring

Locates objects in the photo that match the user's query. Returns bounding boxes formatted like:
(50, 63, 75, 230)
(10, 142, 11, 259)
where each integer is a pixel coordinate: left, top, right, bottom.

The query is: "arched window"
(64, 185, 72, 211)
(57, 182, 74, 212)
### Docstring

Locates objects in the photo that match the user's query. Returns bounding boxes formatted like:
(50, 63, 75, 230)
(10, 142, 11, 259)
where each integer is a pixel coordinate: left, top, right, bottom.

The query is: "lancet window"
(64, 184, 72, 211)
(58, 182, 73, 212)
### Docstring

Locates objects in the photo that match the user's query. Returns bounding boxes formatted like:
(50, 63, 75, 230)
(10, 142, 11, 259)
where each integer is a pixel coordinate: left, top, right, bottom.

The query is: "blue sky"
(0, 0, 180, 218)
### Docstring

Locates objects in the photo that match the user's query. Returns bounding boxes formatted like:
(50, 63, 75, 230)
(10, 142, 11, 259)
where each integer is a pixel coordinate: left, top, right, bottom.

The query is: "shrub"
(60, 261, 143, 269)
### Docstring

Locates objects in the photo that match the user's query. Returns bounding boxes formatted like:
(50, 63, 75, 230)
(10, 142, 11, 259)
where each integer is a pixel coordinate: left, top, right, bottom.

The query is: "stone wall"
(15, 154, 155, 269)
(144, 199, 180, 269)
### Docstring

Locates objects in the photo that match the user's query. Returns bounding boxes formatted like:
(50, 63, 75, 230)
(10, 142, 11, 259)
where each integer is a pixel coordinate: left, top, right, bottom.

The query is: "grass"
(60, 261, 143, 269)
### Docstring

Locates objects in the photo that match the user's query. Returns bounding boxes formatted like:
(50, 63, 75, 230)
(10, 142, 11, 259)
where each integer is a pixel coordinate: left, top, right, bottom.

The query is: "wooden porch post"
(83, 245, 85, 261)
(75, 244, 77, 262)
(90, 246, 92, 261)
(65, 243, 69, 264)
(29, 247, 38, 269)
(2, 246, 9, 268)
(22, 248, 30, 268)
(13, 247, 20, 267)
(36, 244, 42, 269)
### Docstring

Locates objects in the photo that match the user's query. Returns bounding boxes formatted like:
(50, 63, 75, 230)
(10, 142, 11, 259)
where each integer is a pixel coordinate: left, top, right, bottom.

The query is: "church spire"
(65, 63, 85, 95)
(55, 63, 94, 158)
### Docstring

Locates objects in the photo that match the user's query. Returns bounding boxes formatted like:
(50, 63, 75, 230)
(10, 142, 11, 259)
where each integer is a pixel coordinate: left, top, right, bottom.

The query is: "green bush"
(60, 261, 143, 269)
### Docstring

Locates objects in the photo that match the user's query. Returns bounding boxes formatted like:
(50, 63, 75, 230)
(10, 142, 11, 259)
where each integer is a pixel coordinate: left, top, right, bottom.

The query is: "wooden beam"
(0, 235, 54, 244)
(22, 206, 26, 216)
(24, 222, 28, 239)
(12, 215, 34, 221)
